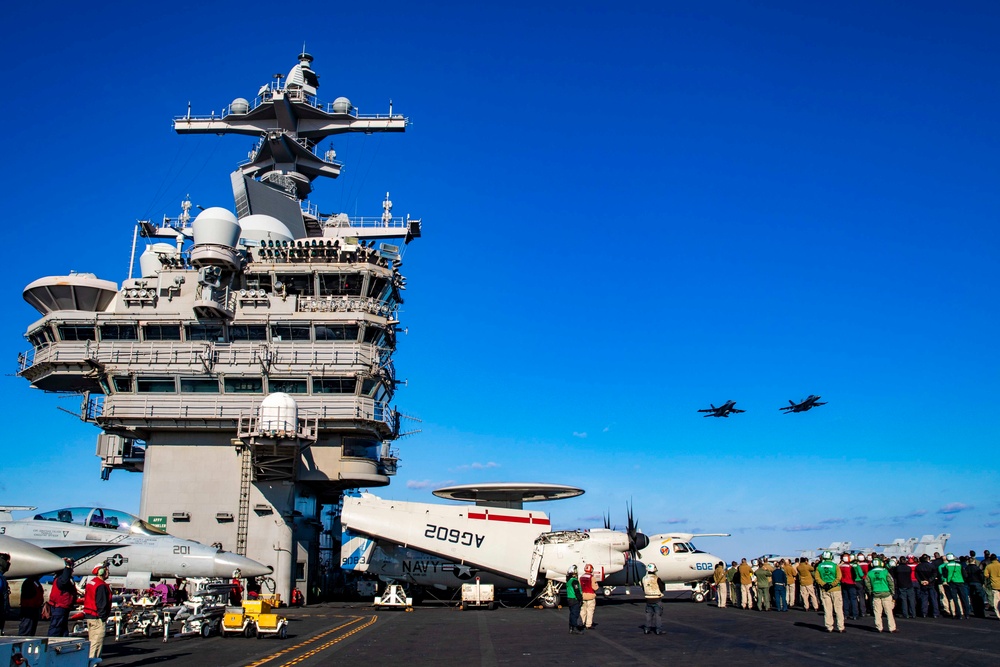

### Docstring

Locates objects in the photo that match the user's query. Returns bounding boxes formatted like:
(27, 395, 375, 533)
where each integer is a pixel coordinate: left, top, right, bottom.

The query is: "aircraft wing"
(341, 494, 549, 584)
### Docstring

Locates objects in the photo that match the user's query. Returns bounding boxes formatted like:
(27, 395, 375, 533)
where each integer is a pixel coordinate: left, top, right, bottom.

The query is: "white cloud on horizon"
(938, 502, 973, 515)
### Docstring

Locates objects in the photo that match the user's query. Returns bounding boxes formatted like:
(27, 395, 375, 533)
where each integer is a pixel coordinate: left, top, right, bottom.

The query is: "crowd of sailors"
(711, 549, 1000, 633)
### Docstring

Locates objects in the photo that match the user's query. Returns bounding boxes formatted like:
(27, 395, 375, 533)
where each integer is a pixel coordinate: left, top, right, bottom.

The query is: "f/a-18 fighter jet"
(0, 506, 271, 588)
(779, 395, 827, 413)
(697, 400, 745, 418)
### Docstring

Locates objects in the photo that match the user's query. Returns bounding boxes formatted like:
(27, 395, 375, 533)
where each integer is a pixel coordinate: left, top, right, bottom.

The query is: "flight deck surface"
(96, 599, 1000, 667)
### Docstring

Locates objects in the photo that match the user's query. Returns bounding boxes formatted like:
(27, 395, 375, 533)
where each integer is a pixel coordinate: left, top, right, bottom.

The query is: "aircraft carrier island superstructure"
(16, 53, 420, 602)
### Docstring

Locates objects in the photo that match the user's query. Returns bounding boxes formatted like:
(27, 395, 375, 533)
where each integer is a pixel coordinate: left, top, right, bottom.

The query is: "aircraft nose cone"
(213, 551, 272, 578)
(0, 535, 67, 578)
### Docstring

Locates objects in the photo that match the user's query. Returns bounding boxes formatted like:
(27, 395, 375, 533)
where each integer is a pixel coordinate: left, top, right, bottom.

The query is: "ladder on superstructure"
(236, 447, 252, 556)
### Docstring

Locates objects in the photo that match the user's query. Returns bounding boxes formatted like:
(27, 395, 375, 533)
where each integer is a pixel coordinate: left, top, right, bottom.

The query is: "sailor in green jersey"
(940, 553, 971, 619)
(815, 551, 845, 632)
(864, 557, 896, 632)
(565, 564, 585, 634)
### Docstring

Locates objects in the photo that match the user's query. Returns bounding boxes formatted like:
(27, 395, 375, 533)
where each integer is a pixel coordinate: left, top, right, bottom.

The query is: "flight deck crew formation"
(718, 549, 1000, 633)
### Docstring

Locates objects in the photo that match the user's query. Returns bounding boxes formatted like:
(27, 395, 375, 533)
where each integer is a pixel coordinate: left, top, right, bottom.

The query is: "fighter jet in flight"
(697, 400, 745, 418)
(779, 395, 827, 413)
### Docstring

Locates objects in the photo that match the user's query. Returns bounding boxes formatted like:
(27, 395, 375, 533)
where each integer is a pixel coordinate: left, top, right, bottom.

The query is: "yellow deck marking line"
(276, 615, 377, 667)
(243, 615, 369, 667)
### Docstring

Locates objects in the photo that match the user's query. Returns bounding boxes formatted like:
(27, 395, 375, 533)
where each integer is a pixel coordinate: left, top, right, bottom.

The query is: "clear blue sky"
(2, 1, 997, 561)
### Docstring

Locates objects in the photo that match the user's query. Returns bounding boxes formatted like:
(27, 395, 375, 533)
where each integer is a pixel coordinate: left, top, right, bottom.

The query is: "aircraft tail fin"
(341, 528, 376, 573)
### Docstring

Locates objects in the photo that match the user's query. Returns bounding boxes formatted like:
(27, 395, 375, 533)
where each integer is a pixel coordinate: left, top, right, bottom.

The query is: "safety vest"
(642, 574, 662, 600)
(580, 573, 596, 595)
(83, 577, 110, 618)
(942, 562, 965, 584)
(565, 576, 580, 600)
(868, 567, 892, 595)
(816, 561, 839, 586)
(49, 577, 77, 609)
(21, 580, 45, 609)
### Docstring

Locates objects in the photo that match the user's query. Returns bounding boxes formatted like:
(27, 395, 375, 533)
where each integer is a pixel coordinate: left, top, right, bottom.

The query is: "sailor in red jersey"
(83, 565, 112, 659)
(580, 564, 599, 629)
(839, 554, 860, 620)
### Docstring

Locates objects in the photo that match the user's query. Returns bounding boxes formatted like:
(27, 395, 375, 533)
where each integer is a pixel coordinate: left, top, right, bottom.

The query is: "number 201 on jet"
(425, 524, 485, 548)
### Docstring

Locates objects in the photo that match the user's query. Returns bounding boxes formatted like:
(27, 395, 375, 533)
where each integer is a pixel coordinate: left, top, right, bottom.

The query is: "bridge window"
(315, 324, 359, 341)
(57, 324, 97, 341)
(28, 328, 55, 348)
(230, 324, 268, 341)
(186, 323, 226, 342)
(269, 378, 308, 394)
(366, 276, 389, 299)
(270, 323, 311, 341)
(142, 324, 182, 341)
(224, 377, 263, 393)
(137, 377, 176, 393)
(100, 324, 138, 341)
(276, 273, 315, 297)
(313, 378, 358, 394)
(245, 273, 273, 292)
(343, 437, 378, 459)
(362, 325, 385, 345)
(112, 377, 133, 392)
(318, 273, 362, 297)
(181, 378, 220, 393)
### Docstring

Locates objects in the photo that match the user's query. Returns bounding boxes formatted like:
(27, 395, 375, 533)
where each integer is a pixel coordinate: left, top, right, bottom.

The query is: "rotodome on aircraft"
(0, 506, 271, 588)
(697, 400, 745, 418)
(779, 395, 827, 413)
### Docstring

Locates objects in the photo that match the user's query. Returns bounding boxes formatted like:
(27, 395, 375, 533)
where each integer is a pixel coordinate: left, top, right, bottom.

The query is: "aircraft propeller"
(625, 500, 649, 585)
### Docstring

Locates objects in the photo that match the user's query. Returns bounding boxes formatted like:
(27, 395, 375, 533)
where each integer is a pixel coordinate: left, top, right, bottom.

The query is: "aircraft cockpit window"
(35, 509, 76, 523)
(673, 543, 690, 553)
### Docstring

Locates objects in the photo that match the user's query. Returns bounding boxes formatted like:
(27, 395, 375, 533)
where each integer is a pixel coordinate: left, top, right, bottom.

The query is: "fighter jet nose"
(0, 535, 67, 578)
(213, 551, 272, 578)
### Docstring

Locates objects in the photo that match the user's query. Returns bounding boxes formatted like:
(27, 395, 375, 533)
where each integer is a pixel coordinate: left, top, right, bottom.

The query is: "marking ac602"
(424, 524, 485, 548)
(695, 562, 714, 571)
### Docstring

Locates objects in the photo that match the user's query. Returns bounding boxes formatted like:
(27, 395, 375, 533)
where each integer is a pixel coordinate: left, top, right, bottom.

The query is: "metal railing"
(21, 340, 381, 373)
(174, 81, 407, 122)
(101, 395, 395, 428)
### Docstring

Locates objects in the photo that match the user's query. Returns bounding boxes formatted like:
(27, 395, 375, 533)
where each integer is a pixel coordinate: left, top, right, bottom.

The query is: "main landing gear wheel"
(603, 587, 613, 597)
(540, 594, 559, 609)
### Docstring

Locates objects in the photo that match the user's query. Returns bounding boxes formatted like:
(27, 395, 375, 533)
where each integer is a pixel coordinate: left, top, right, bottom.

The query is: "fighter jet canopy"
(32, 507, 167, 536)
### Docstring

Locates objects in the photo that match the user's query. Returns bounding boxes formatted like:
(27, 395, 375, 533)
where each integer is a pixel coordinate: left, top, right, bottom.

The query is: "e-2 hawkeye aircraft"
(598, 532, 729, 602)
(340, 483, 647, 606)
(0, 506, 271, 588)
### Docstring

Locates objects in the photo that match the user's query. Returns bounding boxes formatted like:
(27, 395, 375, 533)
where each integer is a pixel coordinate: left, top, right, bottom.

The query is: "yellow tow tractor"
(221, 599, 288, 639)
